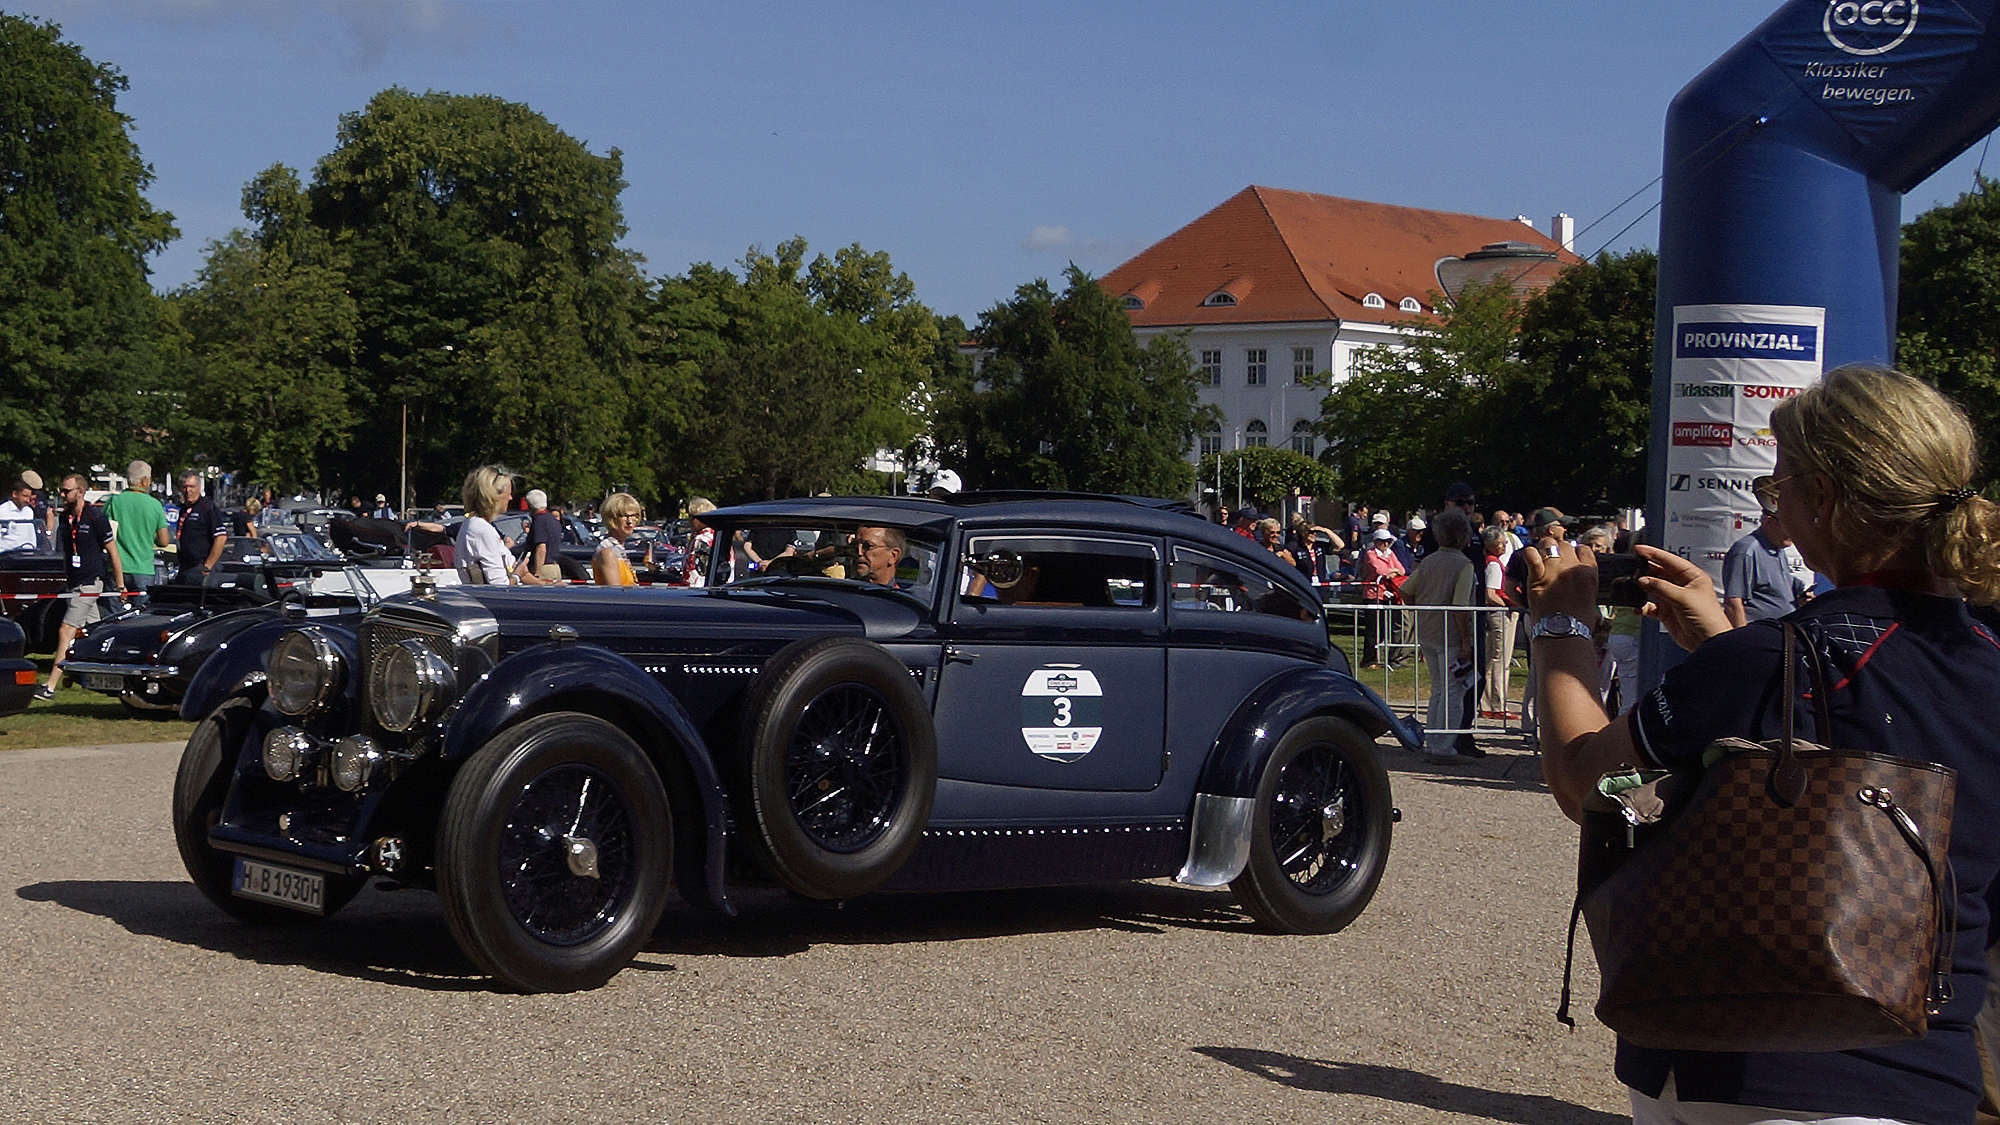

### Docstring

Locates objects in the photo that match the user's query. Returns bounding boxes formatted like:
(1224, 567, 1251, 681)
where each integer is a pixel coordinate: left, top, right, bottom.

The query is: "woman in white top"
(454, 465, 515, 585)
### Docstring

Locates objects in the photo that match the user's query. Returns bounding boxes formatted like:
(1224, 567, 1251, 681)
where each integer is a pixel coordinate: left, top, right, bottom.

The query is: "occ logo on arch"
(1824, 0, 1917, 55)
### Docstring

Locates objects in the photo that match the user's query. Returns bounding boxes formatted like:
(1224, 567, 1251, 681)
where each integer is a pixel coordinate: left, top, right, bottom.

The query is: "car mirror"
(967, 549, 1025, 590)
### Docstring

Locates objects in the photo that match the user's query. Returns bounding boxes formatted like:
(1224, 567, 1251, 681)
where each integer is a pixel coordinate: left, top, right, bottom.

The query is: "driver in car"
(854, 526, 904, 586)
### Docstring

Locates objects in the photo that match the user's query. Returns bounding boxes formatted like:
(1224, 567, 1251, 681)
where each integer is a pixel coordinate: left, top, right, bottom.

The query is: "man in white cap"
(927, 469, 962, 500)
(372, 493, 396, 520)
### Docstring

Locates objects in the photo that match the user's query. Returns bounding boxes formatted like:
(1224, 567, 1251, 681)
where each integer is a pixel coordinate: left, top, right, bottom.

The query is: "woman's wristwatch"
(1530, 613, 1594, 640)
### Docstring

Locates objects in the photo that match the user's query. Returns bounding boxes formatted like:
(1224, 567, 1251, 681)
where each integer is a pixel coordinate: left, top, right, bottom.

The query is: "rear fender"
(1195, 666, 1411, 800)
(442, 644, 735, 915)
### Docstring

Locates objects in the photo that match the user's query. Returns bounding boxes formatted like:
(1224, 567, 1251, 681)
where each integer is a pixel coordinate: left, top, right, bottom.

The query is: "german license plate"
(232, 858, 325, 914)
(82, 673, 123, 693)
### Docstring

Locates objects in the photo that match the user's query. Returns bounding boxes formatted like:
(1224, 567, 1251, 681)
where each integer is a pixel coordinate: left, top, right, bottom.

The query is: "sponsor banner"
(1666, 304, 1824, 586)
(1756, 0, 1988, 151)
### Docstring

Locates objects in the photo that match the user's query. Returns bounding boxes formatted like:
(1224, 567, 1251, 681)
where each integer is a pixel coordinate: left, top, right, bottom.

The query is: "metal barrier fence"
(1320, 588, 1526, 739)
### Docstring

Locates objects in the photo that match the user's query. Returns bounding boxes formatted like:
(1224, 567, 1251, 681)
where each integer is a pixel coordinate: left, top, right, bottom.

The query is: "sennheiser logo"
(1824, 0, 1917, 56)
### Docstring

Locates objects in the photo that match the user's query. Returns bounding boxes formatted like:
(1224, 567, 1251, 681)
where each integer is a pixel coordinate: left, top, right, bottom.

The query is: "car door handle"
(945, 646, 977, 664)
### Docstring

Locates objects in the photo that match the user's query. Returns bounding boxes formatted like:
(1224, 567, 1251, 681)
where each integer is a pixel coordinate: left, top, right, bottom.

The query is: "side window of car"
(961, 535, 1156, 609)
(1170, 547, 1313, 621)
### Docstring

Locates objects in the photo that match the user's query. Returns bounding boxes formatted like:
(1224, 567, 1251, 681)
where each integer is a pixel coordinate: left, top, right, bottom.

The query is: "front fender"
(1195, 666, 1413, 800)
(442, 644, 735, 916)
(179, 616, 335, 719)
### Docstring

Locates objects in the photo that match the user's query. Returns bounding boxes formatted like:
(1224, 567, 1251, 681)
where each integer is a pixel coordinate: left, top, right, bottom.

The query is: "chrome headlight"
(268, 629, 344, 716)
(262, 726, 316, 782)
(330, 735, 385, 793)
(371, 638, 456, 732)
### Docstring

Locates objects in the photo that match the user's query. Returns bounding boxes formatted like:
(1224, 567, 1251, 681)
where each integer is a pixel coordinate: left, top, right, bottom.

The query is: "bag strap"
(1768, 622, 1810, 805)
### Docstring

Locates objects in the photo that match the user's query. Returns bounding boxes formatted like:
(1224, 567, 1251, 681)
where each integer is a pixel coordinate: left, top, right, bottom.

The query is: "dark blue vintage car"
(172, 494, 1412, 991)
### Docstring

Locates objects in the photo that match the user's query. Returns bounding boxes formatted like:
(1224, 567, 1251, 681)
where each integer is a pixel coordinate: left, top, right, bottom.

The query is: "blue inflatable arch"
(1643, 0, 2000, 681)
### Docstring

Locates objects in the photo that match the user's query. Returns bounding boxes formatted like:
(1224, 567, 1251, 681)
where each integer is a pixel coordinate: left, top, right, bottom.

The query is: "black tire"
(739, 636, 937, 900)
(1230, 716, 1393, 935)
(172, 697, 364, 923)
(436, 713, 674, 993)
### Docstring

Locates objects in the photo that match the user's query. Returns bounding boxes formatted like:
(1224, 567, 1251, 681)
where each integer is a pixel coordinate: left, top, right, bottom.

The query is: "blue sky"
(13, 0, 1997, 322)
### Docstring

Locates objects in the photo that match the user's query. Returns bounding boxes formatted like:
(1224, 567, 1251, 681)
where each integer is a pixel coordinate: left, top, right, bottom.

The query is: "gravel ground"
(0, 735, 1629, 1124)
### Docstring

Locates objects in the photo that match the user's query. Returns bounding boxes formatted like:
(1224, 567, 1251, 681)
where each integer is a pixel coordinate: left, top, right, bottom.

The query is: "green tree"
(671, 239, 935, 501)
(0, 14, 177, 473)
(941, 266, 1214, 496)
(1486, 249, 1656, 512)
(1898, 177, 2000, 476)
(305, 88, 674, 505)
(171, 165, 359, 487)
(1198, 446, 1336, 514)
(1315, 278, 1521, 514)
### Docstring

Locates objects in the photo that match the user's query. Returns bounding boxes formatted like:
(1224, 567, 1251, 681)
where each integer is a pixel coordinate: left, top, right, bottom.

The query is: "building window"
(1122, 295, 1145, 310)
(1199, 427, 1222, 459)
(1245, 348, 1267, 386)
(1362, 293, 1386, 309)
(1245, 420, 1268, 448)
(1291, 346, 1314, 384)
(1290, 420, 1315, 457)
(1200, 349, 1222, 386)
(1203, 291, 1237, 307)
(1347, 350, 1363, 380)
(1399, 296, 1422, 312)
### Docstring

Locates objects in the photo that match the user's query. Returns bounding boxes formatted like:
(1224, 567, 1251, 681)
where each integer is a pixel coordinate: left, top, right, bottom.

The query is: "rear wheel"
(172, 697, 363, 923)
(1231, 716, 1393, 934)
(436, 713, 674, 992)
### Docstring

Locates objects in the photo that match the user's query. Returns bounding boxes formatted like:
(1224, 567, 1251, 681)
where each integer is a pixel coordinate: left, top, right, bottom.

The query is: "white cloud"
(1021, 224, 1072, 253)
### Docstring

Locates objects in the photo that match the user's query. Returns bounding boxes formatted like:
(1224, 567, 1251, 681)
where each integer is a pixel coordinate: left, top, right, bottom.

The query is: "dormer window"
(1399, 297, 1422, 312)
(1121, 295, 1145, 310)
(1362, 293, 1386, 309)
(1202, 291, 1237, 307)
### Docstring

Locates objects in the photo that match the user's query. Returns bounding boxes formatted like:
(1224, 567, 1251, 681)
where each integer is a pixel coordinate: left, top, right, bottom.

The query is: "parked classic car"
(171, 494, 1411, 991)
(62, 531, 456, 713)
(0, 616, 35, 715)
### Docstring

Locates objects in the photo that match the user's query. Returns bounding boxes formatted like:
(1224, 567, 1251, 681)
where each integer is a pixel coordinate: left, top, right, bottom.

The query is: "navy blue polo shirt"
(1620, 585, 2000, 1124)
(55, 504, 115, 586)
(176, 497, 225, 571)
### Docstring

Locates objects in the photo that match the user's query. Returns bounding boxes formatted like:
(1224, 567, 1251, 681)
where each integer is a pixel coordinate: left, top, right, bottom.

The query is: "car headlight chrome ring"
(330, 735, 385, 793)
(372, 638, 456, 733)
(268, 628, 344, 717)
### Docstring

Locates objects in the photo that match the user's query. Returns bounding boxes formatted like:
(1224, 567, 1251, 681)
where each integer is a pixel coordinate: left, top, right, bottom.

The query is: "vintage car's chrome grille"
(359, 616, 456, 726)
(361, 618, 455, 670)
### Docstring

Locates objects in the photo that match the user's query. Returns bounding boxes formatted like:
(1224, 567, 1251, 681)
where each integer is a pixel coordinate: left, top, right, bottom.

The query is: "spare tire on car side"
(738, 636, 937, 900)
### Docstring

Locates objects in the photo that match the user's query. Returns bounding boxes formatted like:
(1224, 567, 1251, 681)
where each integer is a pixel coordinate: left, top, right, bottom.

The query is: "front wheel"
(172, 697, 363, 923)
(436, 713, 674, 992)
(1230, 716, 1393, 934)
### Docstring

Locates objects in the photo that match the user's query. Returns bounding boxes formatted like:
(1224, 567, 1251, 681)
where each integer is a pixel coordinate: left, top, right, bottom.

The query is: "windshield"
(708, 521, 941, 601)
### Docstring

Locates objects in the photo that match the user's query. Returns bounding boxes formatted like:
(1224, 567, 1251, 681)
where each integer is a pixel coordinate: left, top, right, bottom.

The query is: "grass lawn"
(0, 656, 195, 753)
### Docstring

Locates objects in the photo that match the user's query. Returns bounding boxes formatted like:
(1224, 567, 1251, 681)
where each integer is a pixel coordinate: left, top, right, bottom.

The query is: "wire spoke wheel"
(1232, 716, 1393, 934)
(785, 684, 906, 853)
(497, 764, 637, 946)
(1267, 745, 1364, 894)
(438, 713, 673, 992)
(741, 637, 938, 899)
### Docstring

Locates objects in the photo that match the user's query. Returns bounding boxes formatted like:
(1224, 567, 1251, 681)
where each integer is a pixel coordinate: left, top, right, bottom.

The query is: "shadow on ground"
(1195, 1045, 1625, 1124)
(17, 876, 1257, 989)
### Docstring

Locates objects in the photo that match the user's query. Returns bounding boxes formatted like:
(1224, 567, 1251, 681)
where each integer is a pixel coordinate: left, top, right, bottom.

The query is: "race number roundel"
(1019, 665, 1103, 762)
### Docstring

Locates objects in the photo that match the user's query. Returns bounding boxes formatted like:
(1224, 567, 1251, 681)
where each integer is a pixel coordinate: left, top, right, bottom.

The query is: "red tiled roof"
(1100, 185, 1581, 327)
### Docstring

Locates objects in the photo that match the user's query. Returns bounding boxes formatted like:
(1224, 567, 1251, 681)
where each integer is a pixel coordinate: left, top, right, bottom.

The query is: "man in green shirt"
(103, 460, 170, 608)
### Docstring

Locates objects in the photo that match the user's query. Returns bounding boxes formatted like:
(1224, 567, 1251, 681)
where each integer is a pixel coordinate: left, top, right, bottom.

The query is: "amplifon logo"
(1672, 422, 1733, 448)
(1824, 0, 1917, 56)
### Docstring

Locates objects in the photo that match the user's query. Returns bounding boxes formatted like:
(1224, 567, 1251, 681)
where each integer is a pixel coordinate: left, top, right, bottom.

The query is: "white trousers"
(1629, 1076, 1918, 1125)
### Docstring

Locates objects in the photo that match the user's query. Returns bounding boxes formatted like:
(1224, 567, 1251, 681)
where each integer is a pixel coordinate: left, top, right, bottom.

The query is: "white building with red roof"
(1100, 185, 1580, 462)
